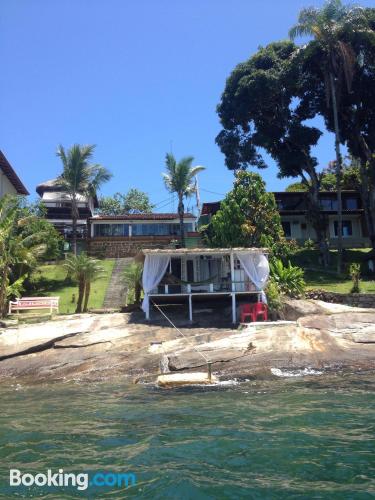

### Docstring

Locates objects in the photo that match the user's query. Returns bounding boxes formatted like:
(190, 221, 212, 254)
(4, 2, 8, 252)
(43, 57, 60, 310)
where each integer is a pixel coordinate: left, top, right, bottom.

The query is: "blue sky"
(1, 0, 373, 211)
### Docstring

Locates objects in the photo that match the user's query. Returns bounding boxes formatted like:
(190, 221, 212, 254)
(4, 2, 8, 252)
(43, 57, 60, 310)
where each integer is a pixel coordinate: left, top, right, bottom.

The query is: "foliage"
(123, 263, 143, 305)
(265, 278, 283, 316)
(206, 171, 284, 252)
(270, 259, 305, 298)
(162, 153, 205, 247)
(349, 262, 361, 293)
(63, 253, 105, 313)
(56, 144, 112, 254)
(0, 195, 51, 317)
(98, 189, 154, 215)
(304, 238, 316, 250)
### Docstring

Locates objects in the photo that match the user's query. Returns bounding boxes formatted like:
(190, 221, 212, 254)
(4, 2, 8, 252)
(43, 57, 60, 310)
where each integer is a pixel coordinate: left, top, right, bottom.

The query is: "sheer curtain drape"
(235, 252, 269, 302)
(142, 254, 171, 313)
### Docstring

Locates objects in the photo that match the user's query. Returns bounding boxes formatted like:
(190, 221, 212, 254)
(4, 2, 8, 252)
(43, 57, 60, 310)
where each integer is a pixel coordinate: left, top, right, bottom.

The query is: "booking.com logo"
(10, 469, 136, 491)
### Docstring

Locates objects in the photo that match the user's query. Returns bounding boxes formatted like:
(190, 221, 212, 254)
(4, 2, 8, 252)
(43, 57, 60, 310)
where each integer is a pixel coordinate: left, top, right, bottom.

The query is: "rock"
(281, 298, 374, 321)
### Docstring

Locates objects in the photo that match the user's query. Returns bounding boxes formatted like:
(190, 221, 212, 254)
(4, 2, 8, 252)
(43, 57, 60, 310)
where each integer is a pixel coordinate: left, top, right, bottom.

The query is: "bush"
(349, 262, 361, 294)
(304, 238, 316, 250)
(123, 263, 143, 305)
(270, 259, 305, 298)
(265, 278, 283, 317)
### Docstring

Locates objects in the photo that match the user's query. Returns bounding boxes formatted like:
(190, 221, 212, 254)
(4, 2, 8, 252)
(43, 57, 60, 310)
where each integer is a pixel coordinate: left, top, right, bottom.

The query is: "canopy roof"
(141, 247, 268, 257)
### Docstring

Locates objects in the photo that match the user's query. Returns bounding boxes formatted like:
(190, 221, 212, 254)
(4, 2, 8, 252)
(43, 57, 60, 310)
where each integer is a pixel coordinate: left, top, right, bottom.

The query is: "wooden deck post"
(232, 293, 236, 324)
(188, 294, 193, 322)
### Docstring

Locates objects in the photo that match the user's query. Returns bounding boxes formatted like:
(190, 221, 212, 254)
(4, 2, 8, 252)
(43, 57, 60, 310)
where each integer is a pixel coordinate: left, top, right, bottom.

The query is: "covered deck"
(139, 247, 270, 323)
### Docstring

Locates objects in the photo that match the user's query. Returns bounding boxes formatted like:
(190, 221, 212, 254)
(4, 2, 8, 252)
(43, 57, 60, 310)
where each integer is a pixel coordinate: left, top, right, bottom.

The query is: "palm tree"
(289, 0, 365, 273)
(63, 253, 104, 313)
(162, 154, 205, 247)
(123, 262, 143, 305)
(0, 195, 47, 317)
(56, 144, 112, 255)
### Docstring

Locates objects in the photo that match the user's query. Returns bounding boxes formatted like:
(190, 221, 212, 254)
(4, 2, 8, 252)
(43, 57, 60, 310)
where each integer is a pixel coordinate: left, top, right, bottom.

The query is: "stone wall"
(87, 236, 175, 258)
(305, 289, 375, 308)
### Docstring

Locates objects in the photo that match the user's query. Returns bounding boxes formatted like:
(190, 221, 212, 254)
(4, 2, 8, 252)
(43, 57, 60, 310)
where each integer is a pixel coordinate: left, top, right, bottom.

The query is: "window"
(94, 224, 129, 237)
(132, 223, 193, 236)
(282, 221, 291, 238)
(334, 220, 353, 237)
(320, 198, 338, 210)
(345, 198, 358, 210)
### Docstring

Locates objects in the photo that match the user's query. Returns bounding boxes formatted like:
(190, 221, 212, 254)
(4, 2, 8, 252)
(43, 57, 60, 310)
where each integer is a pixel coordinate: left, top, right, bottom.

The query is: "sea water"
(0, 373, 374, 499)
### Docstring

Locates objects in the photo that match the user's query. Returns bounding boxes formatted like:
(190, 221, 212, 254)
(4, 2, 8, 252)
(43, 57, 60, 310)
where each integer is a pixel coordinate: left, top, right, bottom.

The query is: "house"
(36, 179, 97, 240)
(0, 150, 29, 197)
(200, 191, 370, 248)
(139, 247, 270, 323)
(88, 213, 200, 257)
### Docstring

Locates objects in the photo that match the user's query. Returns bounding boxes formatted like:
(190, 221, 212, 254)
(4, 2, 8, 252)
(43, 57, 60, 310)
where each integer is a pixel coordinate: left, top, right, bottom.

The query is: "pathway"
(103, 258, 133, 309)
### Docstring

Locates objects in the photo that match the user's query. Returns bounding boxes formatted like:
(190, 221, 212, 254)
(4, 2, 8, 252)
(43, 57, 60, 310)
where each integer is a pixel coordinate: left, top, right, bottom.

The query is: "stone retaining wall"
(87, 236, 176, 258)
(305, 289, 375, 308)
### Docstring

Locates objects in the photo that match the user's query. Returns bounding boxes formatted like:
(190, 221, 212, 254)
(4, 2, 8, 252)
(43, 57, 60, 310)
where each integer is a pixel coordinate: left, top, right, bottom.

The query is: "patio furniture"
(240, 302, 268, 323)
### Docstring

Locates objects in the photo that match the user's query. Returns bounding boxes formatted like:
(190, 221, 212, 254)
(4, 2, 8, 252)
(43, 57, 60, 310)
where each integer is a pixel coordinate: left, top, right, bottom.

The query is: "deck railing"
(150, 281, 258, 295)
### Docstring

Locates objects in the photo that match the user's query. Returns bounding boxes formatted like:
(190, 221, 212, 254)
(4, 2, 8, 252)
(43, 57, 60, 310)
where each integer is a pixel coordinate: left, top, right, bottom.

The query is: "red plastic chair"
(240, 303, 268, 323)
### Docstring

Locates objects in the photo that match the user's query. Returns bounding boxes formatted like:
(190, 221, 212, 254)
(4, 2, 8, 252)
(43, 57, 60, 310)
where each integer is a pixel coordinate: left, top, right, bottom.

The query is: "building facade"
(36, 179, 97, 240)
(88, 213, 199, 257)
(0, 150, 29, 198)
(200, 191, 370, 248)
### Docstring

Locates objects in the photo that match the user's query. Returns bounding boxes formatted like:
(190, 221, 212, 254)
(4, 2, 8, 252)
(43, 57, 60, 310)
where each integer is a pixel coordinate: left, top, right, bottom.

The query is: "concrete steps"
(103, 258, 133, 309)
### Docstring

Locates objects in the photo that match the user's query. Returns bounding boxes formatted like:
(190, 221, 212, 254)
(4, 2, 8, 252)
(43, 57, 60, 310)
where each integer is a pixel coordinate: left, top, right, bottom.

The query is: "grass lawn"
(291, 248, 375, 293)
(28, 259, 115, 314)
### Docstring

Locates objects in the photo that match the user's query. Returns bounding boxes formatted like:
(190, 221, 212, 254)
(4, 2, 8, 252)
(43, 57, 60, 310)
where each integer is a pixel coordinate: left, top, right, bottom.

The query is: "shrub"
(349, 263, 361, 294)
(270, 259, 305, 298)
(304, 238, 316, 250)
(123, 263, 143, 305)
(265, 278, 283, 317)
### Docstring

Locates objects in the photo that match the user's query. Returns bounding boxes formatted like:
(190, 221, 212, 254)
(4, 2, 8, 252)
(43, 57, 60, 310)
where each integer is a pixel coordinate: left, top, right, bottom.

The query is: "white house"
(0, 150, 29, 198)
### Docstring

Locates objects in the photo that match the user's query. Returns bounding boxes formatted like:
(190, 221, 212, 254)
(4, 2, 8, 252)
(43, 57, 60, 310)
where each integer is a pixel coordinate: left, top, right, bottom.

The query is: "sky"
(1, 0, 373, 212)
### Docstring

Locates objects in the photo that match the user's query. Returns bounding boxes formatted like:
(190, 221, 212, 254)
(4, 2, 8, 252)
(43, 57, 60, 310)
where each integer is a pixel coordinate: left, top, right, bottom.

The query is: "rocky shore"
(0, 299, 375, 384)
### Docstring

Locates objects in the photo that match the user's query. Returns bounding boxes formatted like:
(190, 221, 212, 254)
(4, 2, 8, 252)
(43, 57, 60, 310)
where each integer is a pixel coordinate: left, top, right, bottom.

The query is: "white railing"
(150, 281, 257, 295)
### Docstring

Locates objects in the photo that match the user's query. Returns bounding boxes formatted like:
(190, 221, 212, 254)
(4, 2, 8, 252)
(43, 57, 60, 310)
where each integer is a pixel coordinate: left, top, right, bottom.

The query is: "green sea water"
(0, 373, 375, 499)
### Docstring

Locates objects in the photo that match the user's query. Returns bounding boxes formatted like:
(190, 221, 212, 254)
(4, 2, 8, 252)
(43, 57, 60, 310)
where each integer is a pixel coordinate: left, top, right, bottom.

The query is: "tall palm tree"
(162, 154, 205, 247)
(0, 195, 47, 317)
(57, 144, 112, 255)
(63, 253, 104, 313)
(289, 0, 365, 273)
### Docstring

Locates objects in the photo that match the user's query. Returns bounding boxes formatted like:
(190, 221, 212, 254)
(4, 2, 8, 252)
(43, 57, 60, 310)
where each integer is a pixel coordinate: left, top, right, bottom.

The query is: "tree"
(123, 263, 143, 305)
(56, 144, 112, 255)
(206, 171, 284, 253)
(162, 153, 205, 247)
(98, 189, 154, 215)
(63, 253, 105, 313)
(0, 195, 48, 317)
(289, 0, 367, 272)
(216, 41, 330, 266)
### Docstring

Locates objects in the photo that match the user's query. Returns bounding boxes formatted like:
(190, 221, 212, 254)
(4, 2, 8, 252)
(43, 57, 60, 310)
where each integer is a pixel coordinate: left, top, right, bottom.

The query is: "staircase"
(103, 258, 133, 309)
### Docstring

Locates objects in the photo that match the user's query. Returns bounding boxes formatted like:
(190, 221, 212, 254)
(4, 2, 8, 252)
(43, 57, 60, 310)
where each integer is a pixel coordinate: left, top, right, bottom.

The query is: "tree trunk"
(135, 281, 141, 305)
(0, 266, 8, 318)
(71, 194, 78, 256)
(75, 277, 85, 313)
(358, 158, 375, 250)
(83, 281, 90, 312)
(329, 71, 343, 274)
(305, 167, 330, 268)
(178, 194, 185, 248)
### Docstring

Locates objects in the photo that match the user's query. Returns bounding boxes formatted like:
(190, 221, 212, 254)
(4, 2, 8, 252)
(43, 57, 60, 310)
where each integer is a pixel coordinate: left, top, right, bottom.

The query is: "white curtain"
(142, 254, 171, 313)
(235, 252, 269, 302)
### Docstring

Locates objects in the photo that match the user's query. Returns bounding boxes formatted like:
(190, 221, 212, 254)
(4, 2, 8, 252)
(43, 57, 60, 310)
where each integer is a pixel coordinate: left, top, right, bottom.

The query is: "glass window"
(345, 198, 358, 210)
(94, 224, 129, 236)
(334, 220, 353, 237)
(320, 198, 338, 210)
(282, 221, 291, 238)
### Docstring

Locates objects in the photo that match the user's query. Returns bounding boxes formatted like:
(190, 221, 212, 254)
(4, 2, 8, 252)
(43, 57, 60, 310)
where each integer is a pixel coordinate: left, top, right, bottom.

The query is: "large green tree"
(98, 189, 154, 215)
(290, 0, 368, 271)
(216, 41, 330, 266)
(206, 171, 284, 253)
(57, 144, 112, 255)
(162, 153, 205, 247)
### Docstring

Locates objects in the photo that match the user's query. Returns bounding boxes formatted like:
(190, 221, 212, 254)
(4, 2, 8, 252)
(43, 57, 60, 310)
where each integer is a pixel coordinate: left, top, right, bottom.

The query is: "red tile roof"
(90, 213, 196, 221)
(0, 150, 29, 195)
